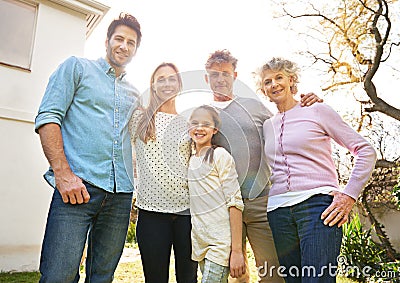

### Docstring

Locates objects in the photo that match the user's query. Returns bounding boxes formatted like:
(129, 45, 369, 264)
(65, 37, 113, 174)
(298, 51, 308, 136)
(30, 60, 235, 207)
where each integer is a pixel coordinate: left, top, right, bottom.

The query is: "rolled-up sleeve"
(216, 148, 244, 211)
(35, 56, 82, 133)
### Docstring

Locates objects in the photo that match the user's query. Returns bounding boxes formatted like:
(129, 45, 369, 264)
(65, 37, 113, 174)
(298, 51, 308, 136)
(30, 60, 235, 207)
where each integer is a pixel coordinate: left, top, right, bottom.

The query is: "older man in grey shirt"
(204, 49, 320, 283)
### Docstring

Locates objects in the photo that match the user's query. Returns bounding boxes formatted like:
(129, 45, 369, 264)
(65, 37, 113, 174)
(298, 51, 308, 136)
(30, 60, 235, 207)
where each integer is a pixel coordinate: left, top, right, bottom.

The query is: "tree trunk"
(361, 184, 398, 261)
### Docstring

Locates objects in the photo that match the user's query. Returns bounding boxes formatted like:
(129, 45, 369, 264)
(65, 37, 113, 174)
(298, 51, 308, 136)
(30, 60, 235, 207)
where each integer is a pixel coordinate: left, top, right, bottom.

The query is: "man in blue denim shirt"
(35, 13, 141, 283)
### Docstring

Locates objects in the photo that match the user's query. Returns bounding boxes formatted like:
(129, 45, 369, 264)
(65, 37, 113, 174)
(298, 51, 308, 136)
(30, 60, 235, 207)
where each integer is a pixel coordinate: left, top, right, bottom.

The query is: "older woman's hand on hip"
(321, 191, 356, 227)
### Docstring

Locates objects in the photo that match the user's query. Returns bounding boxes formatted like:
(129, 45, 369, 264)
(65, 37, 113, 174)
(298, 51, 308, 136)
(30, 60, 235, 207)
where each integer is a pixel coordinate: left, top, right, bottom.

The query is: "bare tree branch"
(384, 41, 400, 61)
(283, 0, 400, 119)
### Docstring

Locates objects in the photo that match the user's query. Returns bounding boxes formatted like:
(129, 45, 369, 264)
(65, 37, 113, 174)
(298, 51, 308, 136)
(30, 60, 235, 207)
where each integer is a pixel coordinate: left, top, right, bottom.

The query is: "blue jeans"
(136, 209, 198, 283)
(199, 258, 230, 283)
(39, 182, 133, 283)
(267, 194, 342, 283)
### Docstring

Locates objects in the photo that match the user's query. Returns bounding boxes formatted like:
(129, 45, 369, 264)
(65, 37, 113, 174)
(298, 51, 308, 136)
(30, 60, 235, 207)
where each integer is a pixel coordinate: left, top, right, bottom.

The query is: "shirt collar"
(97, 57, 127, 79)
(210, 99, 234, 109)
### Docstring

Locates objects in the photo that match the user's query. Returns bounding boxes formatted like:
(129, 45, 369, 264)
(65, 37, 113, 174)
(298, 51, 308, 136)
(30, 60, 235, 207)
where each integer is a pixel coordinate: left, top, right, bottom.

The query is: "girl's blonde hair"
(137, 62, 183, 143)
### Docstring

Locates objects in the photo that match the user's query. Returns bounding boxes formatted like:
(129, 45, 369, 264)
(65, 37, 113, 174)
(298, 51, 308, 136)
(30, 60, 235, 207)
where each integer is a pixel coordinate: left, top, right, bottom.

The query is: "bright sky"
(84, 0, 318, 112)
(84, 0, 399, 113)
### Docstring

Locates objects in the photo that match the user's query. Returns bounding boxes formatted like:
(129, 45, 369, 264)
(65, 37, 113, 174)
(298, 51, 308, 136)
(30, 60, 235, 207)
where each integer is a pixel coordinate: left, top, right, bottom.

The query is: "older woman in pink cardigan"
(255, 57, 377, 283)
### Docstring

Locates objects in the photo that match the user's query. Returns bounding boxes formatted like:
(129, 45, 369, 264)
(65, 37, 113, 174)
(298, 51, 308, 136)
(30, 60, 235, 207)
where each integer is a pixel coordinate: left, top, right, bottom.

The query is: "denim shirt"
(35, 57, 139, 193)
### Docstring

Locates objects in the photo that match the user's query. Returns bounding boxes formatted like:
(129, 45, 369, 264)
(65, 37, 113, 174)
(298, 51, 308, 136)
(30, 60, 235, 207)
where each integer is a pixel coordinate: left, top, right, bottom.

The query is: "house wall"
(368, 207, 400, 252)
(356, 206, 400, 254)
(0, 1, 86, 272)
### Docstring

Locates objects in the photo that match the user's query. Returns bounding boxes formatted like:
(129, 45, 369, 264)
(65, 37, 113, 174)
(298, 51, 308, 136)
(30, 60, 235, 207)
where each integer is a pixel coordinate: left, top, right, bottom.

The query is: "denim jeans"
(199, 258, 230, 283)
(136, 209, 198, 283)
(267, 194, 342, 283)
(39, 182, 133, 283)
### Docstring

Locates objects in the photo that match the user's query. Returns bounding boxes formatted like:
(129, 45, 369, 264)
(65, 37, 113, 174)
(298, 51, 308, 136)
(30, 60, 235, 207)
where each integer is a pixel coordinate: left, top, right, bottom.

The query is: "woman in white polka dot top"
(129, 63, 198, 282)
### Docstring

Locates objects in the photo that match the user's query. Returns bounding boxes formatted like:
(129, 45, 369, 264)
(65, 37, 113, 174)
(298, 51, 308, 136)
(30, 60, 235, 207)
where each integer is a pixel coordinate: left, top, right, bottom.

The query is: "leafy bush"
(126, 221, 137, 244)
(339, 213, 399, 282)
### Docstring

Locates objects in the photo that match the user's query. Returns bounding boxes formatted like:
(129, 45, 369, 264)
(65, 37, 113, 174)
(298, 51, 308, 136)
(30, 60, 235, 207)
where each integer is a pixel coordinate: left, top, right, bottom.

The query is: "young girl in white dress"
(188, 105, 245, 283)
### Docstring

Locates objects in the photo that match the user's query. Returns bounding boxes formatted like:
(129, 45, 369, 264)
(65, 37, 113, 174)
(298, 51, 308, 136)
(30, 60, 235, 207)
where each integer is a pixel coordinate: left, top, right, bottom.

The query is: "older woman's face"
(261, 70, 294, 105)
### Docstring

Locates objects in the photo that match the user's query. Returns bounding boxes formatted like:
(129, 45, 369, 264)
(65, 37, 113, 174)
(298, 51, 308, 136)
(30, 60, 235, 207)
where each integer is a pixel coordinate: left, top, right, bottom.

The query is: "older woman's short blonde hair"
(254, 57, 300, 94)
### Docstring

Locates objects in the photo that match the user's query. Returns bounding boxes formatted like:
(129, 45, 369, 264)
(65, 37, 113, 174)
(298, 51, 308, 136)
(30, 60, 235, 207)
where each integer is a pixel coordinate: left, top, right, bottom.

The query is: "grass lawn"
(0, 271, 40, 283)
(0, 243, 357, 282)
(107, 244, 356, 283)
(0, 266, 357, 283)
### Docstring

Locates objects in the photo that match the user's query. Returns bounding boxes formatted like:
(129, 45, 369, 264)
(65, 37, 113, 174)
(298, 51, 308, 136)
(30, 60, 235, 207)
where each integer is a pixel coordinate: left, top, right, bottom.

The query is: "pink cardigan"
(263, 103, 377, 200)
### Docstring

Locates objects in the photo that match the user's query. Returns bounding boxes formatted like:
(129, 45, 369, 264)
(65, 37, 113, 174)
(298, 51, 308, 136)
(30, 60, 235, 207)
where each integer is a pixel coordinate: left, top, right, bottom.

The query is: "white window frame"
(0, 0, 38, 71)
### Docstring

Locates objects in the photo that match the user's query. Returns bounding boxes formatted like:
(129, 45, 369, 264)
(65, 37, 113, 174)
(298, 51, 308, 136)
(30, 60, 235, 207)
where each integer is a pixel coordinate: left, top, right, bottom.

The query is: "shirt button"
(114, 140, 117, 144)
(115, 124, 119, 128)
(115, 109, 119, 112)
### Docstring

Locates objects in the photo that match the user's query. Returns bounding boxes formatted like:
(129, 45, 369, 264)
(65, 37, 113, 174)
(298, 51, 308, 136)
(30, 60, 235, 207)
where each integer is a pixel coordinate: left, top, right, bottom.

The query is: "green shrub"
(339, 213, 399, 282)
(126, 221, 137, 244)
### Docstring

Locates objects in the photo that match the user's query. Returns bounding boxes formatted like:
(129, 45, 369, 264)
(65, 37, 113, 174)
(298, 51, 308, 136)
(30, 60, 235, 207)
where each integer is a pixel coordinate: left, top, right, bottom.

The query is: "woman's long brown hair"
(137, 62, 183, 143)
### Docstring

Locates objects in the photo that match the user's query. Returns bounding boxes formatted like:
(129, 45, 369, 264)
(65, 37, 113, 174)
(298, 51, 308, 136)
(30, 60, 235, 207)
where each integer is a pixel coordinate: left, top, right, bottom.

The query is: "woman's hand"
(321, 191, 355, 227)
(230, 249, 246, 278)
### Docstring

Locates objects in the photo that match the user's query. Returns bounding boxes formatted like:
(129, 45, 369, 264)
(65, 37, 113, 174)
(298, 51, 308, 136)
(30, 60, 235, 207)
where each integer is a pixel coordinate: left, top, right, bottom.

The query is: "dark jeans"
(39, 182, 133, 283)
(136, 209, 198, 283)
(268, 194, 342, 283)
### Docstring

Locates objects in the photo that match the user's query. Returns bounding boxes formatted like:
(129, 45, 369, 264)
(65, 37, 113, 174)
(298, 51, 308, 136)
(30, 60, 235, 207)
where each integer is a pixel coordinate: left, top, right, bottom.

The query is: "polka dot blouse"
(129, 110, 191, 213)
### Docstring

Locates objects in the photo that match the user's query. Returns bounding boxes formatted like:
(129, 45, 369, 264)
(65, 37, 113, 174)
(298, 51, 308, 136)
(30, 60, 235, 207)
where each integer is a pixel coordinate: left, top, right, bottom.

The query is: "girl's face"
(189, 109, 218, 152)
(152, 66, 180, 102)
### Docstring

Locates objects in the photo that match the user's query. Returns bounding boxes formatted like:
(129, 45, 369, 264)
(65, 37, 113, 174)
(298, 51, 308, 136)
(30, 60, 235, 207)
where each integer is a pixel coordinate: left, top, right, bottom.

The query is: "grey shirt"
(213, 97, 273, 199)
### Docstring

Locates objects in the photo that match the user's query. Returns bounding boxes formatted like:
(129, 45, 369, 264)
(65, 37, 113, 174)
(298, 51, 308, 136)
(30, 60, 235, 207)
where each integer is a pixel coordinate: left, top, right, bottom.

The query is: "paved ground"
(119, 247, 141, 263)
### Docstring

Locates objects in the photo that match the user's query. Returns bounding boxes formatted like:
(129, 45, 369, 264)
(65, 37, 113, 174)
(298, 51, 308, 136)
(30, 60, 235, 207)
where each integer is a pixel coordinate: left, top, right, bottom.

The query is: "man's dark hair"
(107, 13, 142, 47)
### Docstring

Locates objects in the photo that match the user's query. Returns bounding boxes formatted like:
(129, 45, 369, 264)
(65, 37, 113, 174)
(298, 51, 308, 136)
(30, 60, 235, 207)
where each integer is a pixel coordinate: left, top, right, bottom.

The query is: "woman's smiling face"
(152, 66, 181, 102)
(261, 70, 294, 105)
